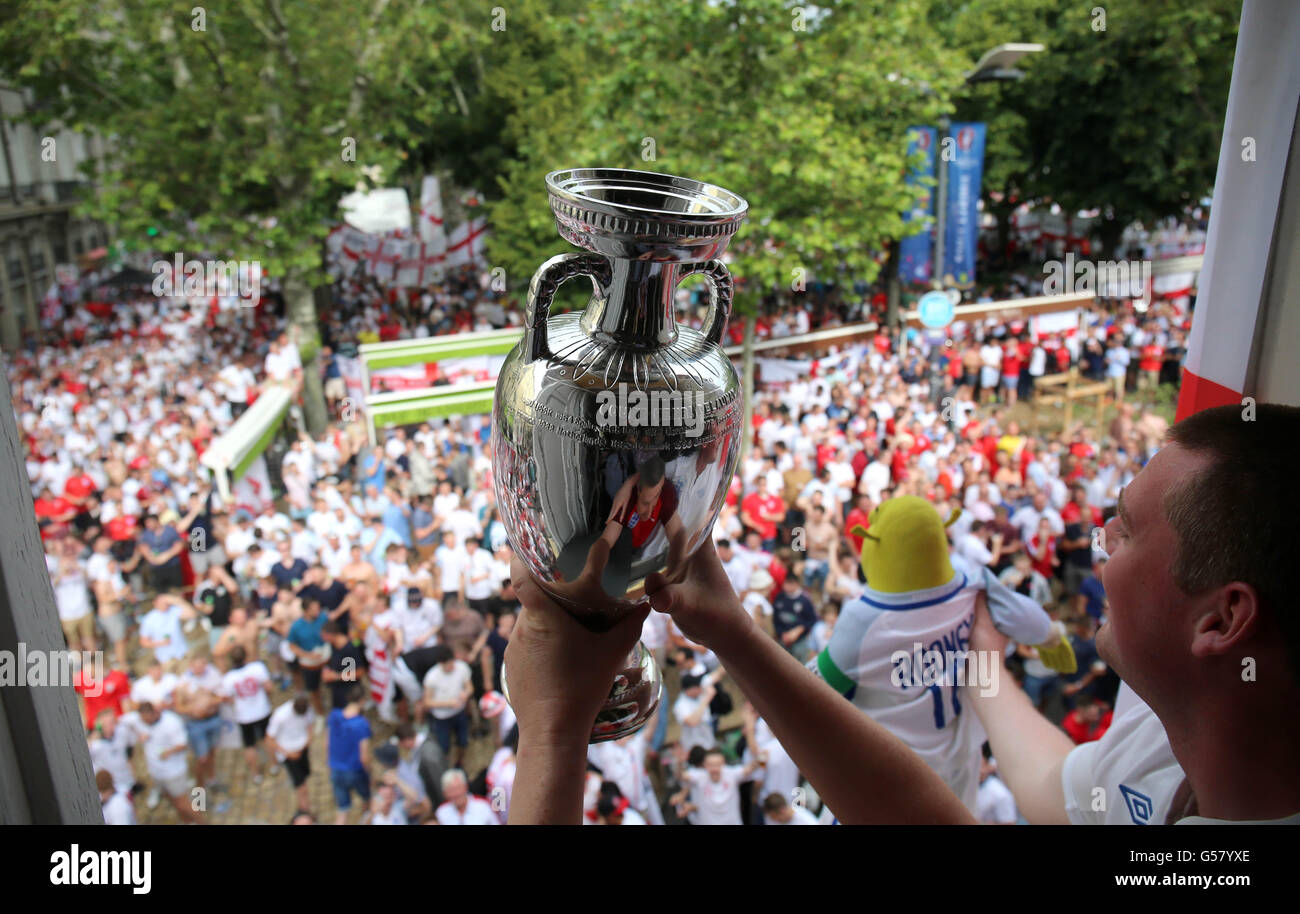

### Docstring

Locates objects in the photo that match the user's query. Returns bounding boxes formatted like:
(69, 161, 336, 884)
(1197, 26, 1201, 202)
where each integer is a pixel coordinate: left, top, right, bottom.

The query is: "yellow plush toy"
(849, 495, 1076, 672)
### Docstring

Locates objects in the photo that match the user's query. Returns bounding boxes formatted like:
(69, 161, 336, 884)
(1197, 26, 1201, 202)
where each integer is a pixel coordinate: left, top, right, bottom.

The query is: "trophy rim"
(546, 167, 748, 244)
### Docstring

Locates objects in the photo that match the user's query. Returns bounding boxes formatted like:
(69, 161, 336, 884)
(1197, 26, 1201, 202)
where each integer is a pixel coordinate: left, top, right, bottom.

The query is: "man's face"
(637, 478, 664, 510)
(444, 778, 468, 807)
(704, 754, 724, 780)
(1097, 443, 1208, 696)
(769, 805, 794, 824)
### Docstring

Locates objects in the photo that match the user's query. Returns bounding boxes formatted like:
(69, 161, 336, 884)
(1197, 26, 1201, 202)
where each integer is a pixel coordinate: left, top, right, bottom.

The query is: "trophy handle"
(679, 259, 734, 346)
(526, 252, 612, 362)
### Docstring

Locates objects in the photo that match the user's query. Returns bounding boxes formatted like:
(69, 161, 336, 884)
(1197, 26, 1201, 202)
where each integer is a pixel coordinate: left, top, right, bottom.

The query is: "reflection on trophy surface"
(492, 167, 748, 741)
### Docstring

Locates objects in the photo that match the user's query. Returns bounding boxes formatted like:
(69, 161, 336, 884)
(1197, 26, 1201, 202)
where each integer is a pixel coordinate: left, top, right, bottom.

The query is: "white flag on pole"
(419, 176, 447, 254)
(446, 217, 489, 269)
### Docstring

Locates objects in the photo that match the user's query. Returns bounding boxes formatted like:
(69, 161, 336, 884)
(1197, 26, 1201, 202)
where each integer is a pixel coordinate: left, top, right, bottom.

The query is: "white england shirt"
(1061, 683, 1184, 825)
(814, 553, 1053, 811)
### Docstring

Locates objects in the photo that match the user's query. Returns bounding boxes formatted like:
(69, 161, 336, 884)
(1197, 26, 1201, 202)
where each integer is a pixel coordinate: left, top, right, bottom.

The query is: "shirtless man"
(267, 587, 303, 690)
(339, 544, 379, 591)
(174, 650, 226, 794)
(213, 606, 261, 669)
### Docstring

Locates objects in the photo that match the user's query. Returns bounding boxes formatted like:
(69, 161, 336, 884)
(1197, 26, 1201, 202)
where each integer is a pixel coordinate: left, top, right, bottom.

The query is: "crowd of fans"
(13, 251, 1189, 825)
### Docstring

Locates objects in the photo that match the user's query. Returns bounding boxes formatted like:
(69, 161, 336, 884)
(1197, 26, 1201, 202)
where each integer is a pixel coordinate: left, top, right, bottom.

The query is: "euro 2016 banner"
(899, 127, 937, 283)
(942, 122, 986, 290)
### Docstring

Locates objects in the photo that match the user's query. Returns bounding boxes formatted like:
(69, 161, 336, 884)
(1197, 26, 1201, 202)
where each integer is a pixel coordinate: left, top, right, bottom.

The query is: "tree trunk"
(284, 272, 329, 436)
(885, 239, 901, 328)
(1098, 216, 1125, 259)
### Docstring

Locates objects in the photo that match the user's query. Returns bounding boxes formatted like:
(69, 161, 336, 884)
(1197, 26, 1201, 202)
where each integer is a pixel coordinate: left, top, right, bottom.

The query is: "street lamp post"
(931, 43, 1043, 294)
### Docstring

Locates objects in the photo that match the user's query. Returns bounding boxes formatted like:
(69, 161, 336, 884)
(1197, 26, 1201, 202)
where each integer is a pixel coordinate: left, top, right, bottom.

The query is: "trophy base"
(501, 641, 662, 744)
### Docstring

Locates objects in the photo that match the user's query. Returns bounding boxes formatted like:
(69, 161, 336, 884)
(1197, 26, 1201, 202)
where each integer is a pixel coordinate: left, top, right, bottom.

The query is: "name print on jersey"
(889, 617, 999, 699)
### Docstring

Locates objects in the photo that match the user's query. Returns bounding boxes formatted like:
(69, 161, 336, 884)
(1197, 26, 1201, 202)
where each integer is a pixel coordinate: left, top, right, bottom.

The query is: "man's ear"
(1189, 582, 1260, 659)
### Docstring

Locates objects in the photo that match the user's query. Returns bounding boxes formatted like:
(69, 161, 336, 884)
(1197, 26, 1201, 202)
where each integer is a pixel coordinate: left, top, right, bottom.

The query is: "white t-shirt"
(767, 805, 819, 825)
(672, 692, 715, 753)
(435, 545, 470, 592)
(221, 662, 272, 724)
(750, 718, 798, 804)
(267, 700, 314, 758)
(102, 790, 137, 825)
(463, 549, 495, 600)
(955, 532, 993, 567)
(131, 673, 179, 709)
(393, 599, 443, 650)
(1061, 683, 1184, 825)
(977, 773, 1018, 824)
(684, 766, 745, 825)
(134, 710, 190, 780)
(89, 726, 136, 792)
(435, 796, 499, 825)
(422, 661, 472, 719)
(722, 555, 752, 594)
(51, 558, 92, 621)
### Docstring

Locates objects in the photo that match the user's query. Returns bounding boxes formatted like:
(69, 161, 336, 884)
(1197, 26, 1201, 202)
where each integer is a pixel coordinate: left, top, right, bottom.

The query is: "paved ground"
(127, 624, 719, 825)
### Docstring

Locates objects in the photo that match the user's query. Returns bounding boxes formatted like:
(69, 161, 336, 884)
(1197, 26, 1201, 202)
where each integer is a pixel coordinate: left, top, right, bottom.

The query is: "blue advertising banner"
(898, 126, 936, 284)
(942, 122, 986, 289)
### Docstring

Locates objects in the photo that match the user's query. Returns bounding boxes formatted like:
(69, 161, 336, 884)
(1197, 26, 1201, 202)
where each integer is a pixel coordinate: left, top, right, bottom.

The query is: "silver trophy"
(492, 168, 748, 741)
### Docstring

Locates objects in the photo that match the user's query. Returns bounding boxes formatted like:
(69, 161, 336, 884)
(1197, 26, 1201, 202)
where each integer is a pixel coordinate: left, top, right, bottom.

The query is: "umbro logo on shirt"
(1119, 784, 1154, 824)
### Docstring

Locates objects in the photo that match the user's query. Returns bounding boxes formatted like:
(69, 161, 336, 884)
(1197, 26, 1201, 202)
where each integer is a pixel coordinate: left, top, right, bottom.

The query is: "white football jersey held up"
(814, 553, 1053, 811)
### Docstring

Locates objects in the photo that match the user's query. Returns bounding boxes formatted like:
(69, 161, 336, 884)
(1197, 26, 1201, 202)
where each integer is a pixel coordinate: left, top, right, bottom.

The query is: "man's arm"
(964, 594, 1073, 824)
(644, 539, 973, 825)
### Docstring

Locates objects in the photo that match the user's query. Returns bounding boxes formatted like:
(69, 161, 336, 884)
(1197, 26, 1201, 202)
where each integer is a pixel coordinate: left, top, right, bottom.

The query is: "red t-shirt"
(74, 669, 131, 731)
(1029, 533, 1057, 579)
(725, 474, 742, 508)
(105, 515, 139, 542)
(64, 474, 96, 502)
(741, 492, 784, 540)
(845, 508, 871, 554)
(1061, 502, 1103, 527)
(35, 496, 74, 521)
(1002, 347, 1022, 377)
(1063, 709, 1113, 744)
(1139, 344, 1163, 372)
(815, 443, 836, 474)
(767, 558, 787, 603)
(613, 483, 679, 549)
(979, 435, 1001, 466)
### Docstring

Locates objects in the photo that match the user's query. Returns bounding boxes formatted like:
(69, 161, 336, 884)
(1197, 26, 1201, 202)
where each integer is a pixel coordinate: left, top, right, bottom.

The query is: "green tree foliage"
(0, 0, 455, 432)
(935, 0, 1240, 257)
(484, 0, 963, 312)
